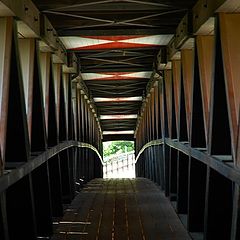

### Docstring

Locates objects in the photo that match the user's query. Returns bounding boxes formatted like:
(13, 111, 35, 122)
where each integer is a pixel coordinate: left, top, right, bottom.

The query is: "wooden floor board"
(51, 178, 191, 240)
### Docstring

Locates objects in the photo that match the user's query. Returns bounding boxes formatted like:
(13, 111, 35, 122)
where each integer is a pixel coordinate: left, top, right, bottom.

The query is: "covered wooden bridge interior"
(1, 0, 240, 239)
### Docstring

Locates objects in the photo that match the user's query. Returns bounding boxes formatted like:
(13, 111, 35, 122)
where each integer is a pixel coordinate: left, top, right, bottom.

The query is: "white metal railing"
(103, 152, 135, 178)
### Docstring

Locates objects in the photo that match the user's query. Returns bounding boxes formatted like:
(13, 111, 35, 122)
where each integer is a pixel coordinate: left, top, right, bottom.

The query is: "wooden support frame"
(208, 16, 232, 156)
(219, 13, 240, 163)
(47, 59, 58, 147)
(0, 6, 103, 240)
(0, 0, 40, 36)
(191, 40, 206, 148)
(159, 78, 165, 139)
(0, 17, 12, 173)
(39, 51, 51, 136)
(196, 35, 214, 144)
(52, 63, 61, 138)
(181, 48, 194, 140)
(135, 10, 240, 239)
(5, 19, 30, 164)
(18, 38, 35, 142)
(164, 69, 173, 138)
(172, 60, 181, 138)
(30, 40, 47, 152)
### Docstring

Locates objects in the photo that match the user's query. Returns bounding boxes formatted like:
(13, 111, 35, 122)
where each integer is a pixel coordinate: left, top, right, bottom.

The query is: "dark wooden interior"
(0, 0, 240, 239)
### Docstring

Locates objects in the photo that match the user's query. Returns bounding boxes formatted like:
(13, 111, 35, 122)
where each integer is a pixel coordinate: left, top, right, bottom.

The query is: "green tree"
(103, 141, 134, 158)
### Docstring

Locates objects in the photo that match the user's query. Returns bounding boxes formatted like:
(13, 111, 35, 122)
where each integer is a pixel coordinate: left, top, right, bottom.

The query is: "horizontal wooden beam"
(63, 52, 78, 73)
(52, 40, 67, 64)
(166, 0, 240, 62)
(102, 134, 134, 142)
(40, 15, 58, 50)
(58, 28, 176, 37)
(192, 0, 238, 34)
(0, 0, 40, 36)
(175, 13, 192, 49)
(0, 1, 71, 69)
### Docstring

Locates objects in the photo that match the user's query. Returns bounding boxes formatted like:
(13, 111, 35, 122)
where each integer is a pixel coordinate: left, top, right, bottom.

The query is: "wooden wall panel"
(5, 19, 30, 163)
(72, 85, 77, 141)
(172, 60, 181, 138)
(30, 42, 47, 152)
(150, 89, 155, 140)
(47, 62, 58, 147)
(80, 94, 86, 142)
(159, 78, 165, 138)
(52, 63, 61, 137)
(196, 35, 214, 142)
(146, 98, 150, 142)
(219, 13, 240, 159)
(165, 70, 173, 138)
(154, 83, 160, 139)
(191, 44, 206, 148)
(39, 52, 51, 136)
(63, 73, 69, 138)
(77, 90, 82, 141)
(0, 17, 12, 172)
(238, 121, 240, 168)
(181, 49, 194, 139)
(208, 17, 232, 156)
(18, 38, 35, 142)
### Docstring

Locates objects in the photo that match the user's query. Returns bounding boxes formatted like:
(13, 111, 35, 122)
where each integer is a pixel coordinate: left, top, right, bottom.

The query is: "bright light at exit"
(100, 114, 137, 120)
(103, 141, 136, 179)
(93, 96, 142, 102)
(102, 130, 134, 135)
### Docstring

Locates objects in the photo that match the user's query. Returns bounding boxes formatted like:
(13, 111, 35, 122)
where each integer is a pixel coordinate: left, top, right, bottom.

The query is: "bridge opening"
(103, 141, 135, 179)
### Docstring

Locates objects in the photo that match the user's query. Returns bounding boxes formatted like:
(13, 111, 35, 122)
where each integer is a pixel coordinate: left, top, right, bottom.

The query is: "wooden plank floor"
(51, 178, 191, 240)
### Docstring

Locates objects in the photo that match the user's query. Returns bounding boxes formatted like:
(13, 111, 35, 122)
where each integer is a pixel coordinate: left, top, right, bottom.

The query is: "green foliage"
(103, 141, 134, 157)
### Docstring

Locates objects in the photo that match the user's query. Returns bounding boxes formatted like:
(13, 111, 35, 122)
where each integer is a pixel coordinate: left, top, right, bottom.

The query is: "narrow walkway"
(52, 178, 191, 240)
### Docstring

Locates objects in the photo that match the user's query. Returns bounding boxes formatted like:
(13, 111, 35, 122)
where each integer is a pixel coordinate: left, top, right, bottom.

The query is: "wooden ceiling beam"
(58, 28, 176, 36)
(80, 66, 152, 73)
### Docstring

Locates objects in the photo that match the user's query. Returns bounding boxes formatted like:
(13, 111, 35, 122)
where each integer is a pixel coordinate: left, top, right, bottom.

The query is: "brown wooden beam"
(219, 13, 240, 163)
(196, 35, 214, 144)
(0, 17, 12, 174)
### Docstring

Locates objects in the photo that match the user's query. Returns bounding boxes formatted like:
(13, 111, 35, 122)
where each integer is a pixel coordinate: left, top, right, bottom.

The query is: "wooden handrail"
(135, 138, 240, 185)
(0, 141, 103, 193)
